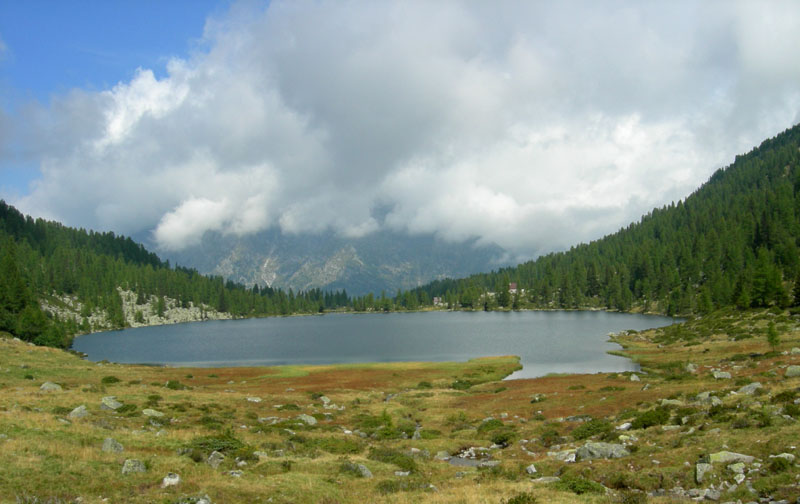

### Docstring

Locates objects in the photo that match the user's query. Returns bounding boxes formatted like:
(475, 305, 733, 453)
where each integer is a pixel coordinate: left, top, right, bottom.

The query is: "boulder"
(736, 382, 762, 395)
(296, 414, 317, 426)
(629, 373, 640, 382)
(207, 450, 225, 469)
(727, 462, 745, 474)
(661, 399, 684, 407)
(102, 437, 124, 453)
(101, 396, 123, 411)
(161, 472, 181, 488)
(40, 381, 62, 392)
(142, 408, 165, 418)
(246, 397, 261, 403)
(575, 442, 629, 461)
(785, 365, 800, 378)
(68, 405, 89, 419)
(356, 464, 373, 478)
(770, 453, 796, 463)
(616, 422, 632, 431)
(695, 462, 713, 484)
(791, 347, 800, 355)
(121, 459, 146, 475)
(435, 451, 451, 461)
(525, 463, 537, 475)
(319, 396, 331, 405)
(709, 451, 754, 464)
(712, 371, 731, 379)
(685, 363, 698, 373)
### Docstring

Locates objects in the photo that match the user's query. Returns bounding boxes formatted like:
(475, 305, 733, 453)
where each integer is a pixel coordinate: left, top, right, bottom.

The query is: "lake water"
(72, 311, 676, 379)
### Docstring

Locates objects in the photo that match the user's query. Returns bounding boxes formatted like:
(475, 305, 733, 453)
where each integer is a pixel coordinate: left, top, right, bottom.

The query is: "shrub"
(368, 447, 417, 473)
(339, 460, 367, 477)
(490, 429, 517, 447)
(501, 492, 537, 504)
(187, 431, 244, 455)
(477, 419, 505, 433)
(769, 457, 791, 473)
(417, 381, 432, 389)
(553, 475, 605, 495)
(116, 404, 137, 414)
(51, 406, 72, 415)
(539, 428, 563, 447)
(277, 403, 300, 411)
(315, 437, 363, 455)
(451, 380, 473, 390)
(631, 407, 670, 429)
(771, 390, 798, 403)
(165, 380, 188, 390)
(101, 376, 121, 384)
(619, 490, 648, 504)
(571, 419, 613, 440)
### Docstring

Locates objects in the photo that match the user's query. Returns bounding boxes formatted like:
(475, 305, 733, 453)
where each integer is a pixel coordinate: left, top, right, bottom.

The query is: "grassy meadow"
(1, 308, 799, 503)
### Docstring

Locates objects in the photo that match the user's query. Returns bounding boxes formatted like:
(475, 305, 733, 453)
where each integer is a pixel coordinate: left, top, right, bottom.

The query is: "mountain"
(411, 123, 800, 315)
(157, 229, 510, 297)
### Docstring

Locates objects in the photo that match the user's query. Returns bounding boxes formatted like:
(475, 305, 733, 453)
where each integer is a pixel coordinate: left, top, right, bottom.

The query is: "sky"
(1, 0, 800, 261)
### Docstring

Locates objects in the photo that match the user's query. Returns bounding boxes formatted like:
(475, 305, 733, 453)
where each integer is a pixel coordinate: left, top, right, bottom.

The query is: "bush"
(571, 419, 613, 440)
(490, 429, 517, 447)
(417, 381, 432, 389)
(101, 376, 121, 384)
(315, 437, 363, 455)
(619, 490, 648, 504)
(277, 403, 300, 411)
(165, 380, 188, 390)
(477, 419, 504, 434)
(553, 475, 606, 495)
(187, 432, 244, 455)
(501, 492, 537, 504)
(367, 447, 417, 473)
(539, 428, 563, 447)
(451, 379, 473, 390)
(631, 407, 670, 429)
(116, 404, 137, 414)
(769, 457, 791, 473)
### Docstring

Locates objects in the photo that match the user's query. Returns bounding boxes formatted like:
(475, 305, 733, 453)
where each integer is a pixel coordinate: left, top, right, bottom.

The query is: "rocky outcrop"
(121, 459, 146, 475)
(39, 382, 62, 392)
(575, 442, 629, 460)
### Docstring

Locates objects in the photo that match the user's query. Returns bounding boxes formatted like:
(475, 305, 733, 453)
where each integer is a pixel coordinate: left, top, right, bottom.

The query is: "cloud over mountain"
(9, 0, 800, 258)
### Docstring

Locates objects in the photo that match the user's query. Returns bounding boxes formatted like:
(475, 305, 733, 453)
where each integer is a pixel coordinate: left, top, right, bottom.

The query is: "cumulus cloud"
(7, 0, 800, 258)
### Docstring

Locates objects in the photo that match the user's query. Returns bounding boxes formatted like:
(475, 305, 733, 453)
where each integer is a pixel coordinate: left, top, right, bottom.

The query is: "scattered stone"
(769, 453, 796, 462)
(785, 365, 800, 378)
(228, 470, 243, 478)
(142, 408, 165, 418)
(727, 462, 745, 474)
(207, 450, 225, 469)
(734, 473, 745, 484)
(549, 449, 577, 463)
(709, 451, 754, 464)
(101, 396, 123, 411)
(641, 384, 650, 391)
(630, 373, 640, 382)
(435, 451, 451, 461)
(686, 363, 698, 373)
(525, 463, 537, 475)
(296, 414, 317, 426)
(530, 393, 546, 403)
(161, 472, 181, 488)
(102, 437, 124, 453)
(68, 405, 89, 420)
(39, 381, 62, 392)
(412, 427, 421, 440)
(616, 422, 632, 431)
(695, 462, 712, 484)
(661, 399, 684, 407)
(121, 459, 146, 475)
(356, 464, 373, 478)
(703, 488, 721, 501)
(712, 371, 731, 379)
(246, 397, 261, 403)
(736, 382, 762, 395)
(575, 442, 630, 460)
(394, 471, 410, 477)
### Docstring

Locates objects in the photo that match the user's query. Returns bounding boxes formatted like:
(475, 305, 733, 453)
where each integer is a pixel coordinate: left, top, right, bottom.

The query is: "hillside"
(411, 123, 800, 315)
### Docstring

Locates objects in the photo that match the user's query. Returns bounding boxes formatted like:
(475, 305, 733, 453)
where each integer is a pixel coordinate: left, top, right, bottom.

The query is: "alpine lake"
(73, 310, 677, 379)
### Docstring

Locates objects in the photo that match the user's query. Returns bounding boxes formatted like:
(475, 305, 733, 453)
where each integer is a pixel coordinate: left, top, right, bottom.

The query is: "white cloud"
(7, 0, 800, 258)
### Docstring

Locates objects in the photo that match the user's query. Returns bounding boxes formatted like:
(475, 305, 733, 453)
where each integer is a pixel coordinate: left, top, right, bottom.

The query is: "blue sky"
(0, 0, 231, 194)
(1, 1, 799, 258)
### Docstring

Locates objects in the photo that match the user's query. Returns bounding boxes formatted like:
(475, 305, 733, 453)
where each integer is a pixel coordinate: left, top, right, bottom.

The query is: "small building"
(509, 283, 518, 294)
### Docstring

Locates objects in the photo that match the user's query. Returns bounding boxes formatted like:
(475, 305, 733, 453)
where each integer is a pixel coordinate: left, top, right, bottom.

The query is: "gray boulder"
(695, 462, 712, 484)
(356, 463, 373, 478)
(785, 365, 800, 378)
(102, 437, 124, 453)
(68, 405, 89, 419)
(709, 451, 754, 464)
(207, 450, 225, 469)
(142, 408, 165, 418)
(525, 463, 537, 475)
(296, 414, 317, 426)
(736, 382, 762, 395)
(121, 459, 146, 475)
(629, 373, 640, 382)
(712, 371, 731, 379)
(161, 472, 181, 488)
(101, 396, 123, 411)
(575, 442, 629, 460)
(40, 382, 62, 392)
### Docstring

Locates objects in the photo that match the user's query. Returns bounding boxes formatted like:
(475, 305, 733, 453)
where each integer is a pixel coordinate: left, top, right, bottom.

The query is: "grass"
(1, 309, 800, 503)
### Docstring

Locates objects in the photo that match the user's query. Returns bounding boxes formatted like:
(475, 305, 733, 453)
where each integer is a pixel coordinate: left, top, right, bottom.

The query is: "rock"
(709, 451, 754, 464)
(228, 470, 243, 478)
(549, 449, 577, 463)
(703, 488, 721, 501)
(661, 399, 684, 407)
(319, 396, 331, 405)
(616, 422, 632, 431)
(686, 363, 698, 373)
(68, 405, 89, 419)
(736, 382, 762, 395)
(356, 464, 373, 478)
(394, 471, 410, 477)
(531, 476, 561, 484)
(207, 450, 225, 469)
(630, 373, 640, 382)
(525, 463, 537, 475)
(727, 462, 745, 474)
(102, 437, 124, 453)
(734, 473, 745, 484)
(695, 462, 713, 484)
(435, 451, 451, 461)
(161, 472, 181, 488)
(246, 397, 261, 403)
(770, 453, 796, 462)
(791, 347, 800, 355)
(785, 365, 800, 378)
(121, 459, 146, 475)
(40, 381, 62, 392)
(142, 408, 165, 418)
(296, 414, 317, 426)
(712, 371, 731, 379)
(101, 396, 123, 411)
(412, 428, 421, 440)
(576, 442, 630, 460)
